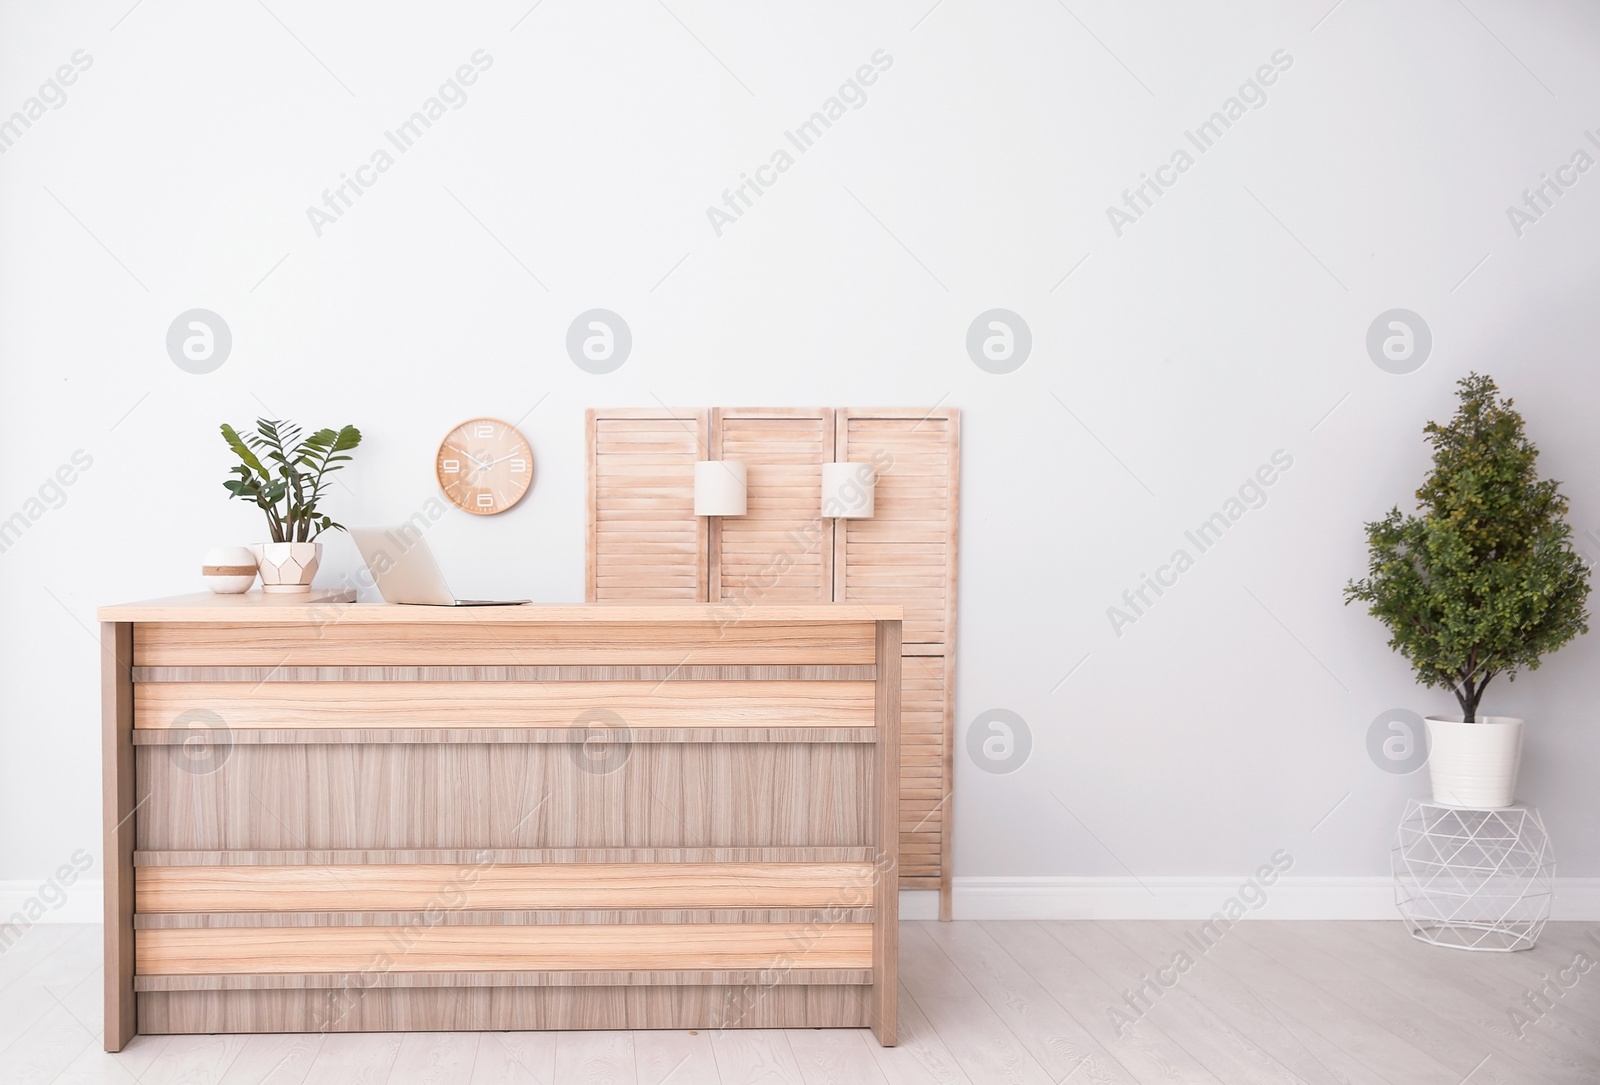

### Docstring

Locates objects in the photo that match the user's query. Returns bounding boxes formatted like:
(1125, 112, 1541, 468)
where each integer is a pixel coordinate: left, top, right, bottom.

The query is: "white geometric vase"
(252, 542, 321, 593)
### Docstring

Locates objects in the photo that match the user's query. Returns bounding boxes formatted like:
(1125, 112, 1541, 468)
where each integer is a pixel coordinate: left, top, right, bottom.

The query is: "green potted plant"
(1345, 374, 1590, 807)
(221, 419, 362, 593)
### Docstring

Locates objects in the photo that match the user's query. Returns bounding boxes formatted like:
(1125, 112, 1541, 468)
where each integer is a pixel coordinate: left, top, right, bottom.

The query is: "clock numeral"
(476, 492, 496, 508)
(510, 458, 528, 473)
(474, 423, 495, 439)
(442, 459, 461, 473)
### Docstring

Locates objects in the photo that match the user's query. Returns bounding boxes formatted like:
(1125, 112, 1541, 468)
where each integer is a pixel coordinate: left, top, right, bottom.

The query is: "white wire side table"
(1392, 799, 1554, 952)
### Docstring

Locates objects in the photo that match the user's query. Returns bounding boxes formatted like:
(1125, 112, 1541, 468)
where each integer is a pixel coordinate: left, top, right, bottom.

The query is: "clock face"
(436, 418, 534, 515)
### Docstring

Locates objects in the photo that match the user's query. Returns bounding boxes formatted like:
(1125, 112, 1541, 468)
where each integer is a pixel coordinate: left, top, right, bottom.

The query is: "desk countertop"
(98, 591, 902, 624)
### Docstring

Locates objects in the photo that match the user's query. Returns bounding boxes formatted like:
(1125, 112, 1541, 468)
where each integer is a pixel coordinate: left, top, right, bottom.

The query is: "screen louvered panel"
(835, 409, 958, 910)
(711, 409, 833, 605)
(835, 413, 956, 649)
(587, 410, 708, 602)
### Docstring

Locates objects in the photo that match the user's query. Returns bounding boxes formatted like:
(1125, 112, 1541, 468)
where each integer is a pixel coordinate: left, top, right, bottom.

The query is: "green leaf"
(220, 423, 268, 477)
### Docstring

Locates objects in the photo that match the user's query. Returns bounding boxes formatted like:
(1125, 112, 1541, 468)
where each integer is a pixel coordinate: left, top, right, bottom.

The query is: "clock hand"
(444, 444, 493, 471)
(475, 451, 528, 470)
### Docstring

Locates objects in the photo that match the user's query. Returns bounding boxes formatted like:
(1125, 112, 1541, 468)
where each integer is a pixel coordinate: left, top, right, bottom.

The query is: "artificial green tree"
(1345, 373, 1590, 722)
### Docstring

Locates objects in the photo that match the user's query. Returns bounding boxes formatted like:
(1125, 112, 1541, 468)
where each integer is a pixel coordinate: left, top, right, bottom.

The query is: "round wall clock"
(436, 418, 534, 515)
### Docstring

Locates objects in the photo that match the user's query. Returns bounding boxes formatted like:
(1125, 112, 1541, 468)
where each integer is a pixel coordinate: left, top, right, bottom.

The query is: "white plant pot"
(251, 542, 321, 593)
(1424, 715, 1525, 808)
(201, 546, 258, 594)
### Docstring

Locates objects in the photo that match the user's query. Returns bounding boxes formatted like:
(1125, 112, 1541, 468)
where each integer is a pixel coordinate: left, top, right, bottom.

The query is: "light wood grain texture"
(1332, 920, 1600, 1078)
(135, 969, 873, 992)
(135, 664, 878, 684)
(788, 1025, 891, 1085)
(137, 668, 883, 684)
(872, 620, 900, 1046)
(135, 969, 874, 992)
(633, 1027, 718, 1085)
(137, 923, 874, 975)
(388, 1030, 480, 1083)
(106, 599, 899, 1047)
(710, 408, 834, 606)
(137, 862, 877, 913)
(133, 727, 878, 747)
(1057, 921, 1314, 1085)
(136, 680, 876, 730)
(587, 408, 708, 603)
(135, 1034, 253, 1085)
(136, 846, 876, 866)
(555, 1030, 635, 1085)
(708, 1028, 807, 1084)
(100, 621, 136, 1053)
(1101, 920, 1396, 1085)
(470, 1031, 556, 1085)
(135, 741, 874, 851)
(837, 410, 958, 910)
(868, 984, 974, 1085)
(137, 983, 873, 1034)
(298, 1032, 400, 1085)
(100, 597, 894, 624)
(1164, 921, 1465, 1085)
(214, 1031, 323, 1083)
(984, 921, 1223, 1085)
(97, 589, 356, 623)
(918, 921, 1137, 1084)
(1239, 921, 1578, 1085)
(134, 619, 877, 668)
(584, 407, 957, 901)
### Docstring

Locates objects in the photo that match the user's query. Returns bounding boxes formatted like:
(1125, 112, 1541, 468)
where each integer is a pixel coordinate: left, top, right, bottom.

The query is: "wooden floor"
(4, 921, 1598, 1083)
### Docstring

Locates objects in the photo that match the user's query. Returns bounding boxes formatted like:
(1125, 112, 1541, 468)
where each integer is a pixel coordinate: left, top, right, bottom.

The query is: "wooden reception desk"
(98, 593, 900, 1050)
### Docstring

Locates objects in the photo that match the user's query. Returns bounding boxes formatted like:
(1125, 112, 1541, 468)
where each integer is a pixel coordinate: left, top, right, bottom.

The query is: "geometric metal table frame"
(1392, 799, 1554, 952)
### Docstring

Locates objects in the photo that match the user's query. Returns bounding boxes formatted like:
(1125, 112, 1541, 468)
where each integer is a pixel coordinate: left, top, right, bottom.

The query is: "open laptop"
(349, 526, 530, 606)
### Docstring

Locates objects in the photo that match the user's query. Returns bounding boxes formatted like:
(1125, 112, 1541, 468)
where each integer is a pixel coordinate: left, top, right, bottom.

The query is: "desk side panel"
(102, 622, 136, 1052)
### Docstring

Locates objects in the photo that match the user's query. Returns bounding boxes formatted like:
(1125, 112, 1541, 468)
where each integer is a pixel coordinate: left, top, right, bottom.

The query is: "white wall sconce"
(694, 460, 747, 516)
(821, 462, 876, 519)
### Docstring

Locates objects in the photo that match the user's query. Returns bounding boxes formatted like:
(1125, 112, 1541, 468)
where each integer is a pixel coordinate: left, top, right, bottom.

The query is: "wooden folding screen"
(835, 410, 959, 899)
(586, 409, 708, 602)
(586, 407, 959, 917)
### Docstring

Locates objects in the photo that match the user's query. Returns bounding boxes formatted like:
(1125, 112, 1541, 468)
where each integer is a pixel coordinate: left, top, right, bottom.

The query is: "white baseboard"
(0, 879, 103, 926)
(909, 877, 1600, 921)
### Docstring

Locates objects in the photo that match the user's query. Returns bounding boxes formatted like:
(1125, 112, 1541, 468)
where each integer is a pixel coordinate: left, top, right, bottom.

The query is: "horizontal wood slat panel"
(837, 408, 955, 901)
(898, 652, 946, 875)
(103, 600, 896, 624)
(133, 727, 877, 746)
(711, 410, 832, 606)
(134, 664, 876, 683)
(134, 621, 875, 668)
(137, 983, 871, 1032)
(590, 409, 706, 602)
(136, 681, 875, 730)
(136, 909, 876, 928)
(135, 847, 876, 866)
(136, 742, 873, 850)
(134, 969, 873, 991)
(137, 923, 874, 975)
(137, 862, 876, 913)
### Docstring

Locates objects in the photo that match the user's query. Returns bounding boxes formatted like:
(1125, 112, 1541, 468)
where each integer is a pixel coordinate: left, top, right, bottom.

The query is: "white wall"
(4, 0, 1600, 917)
